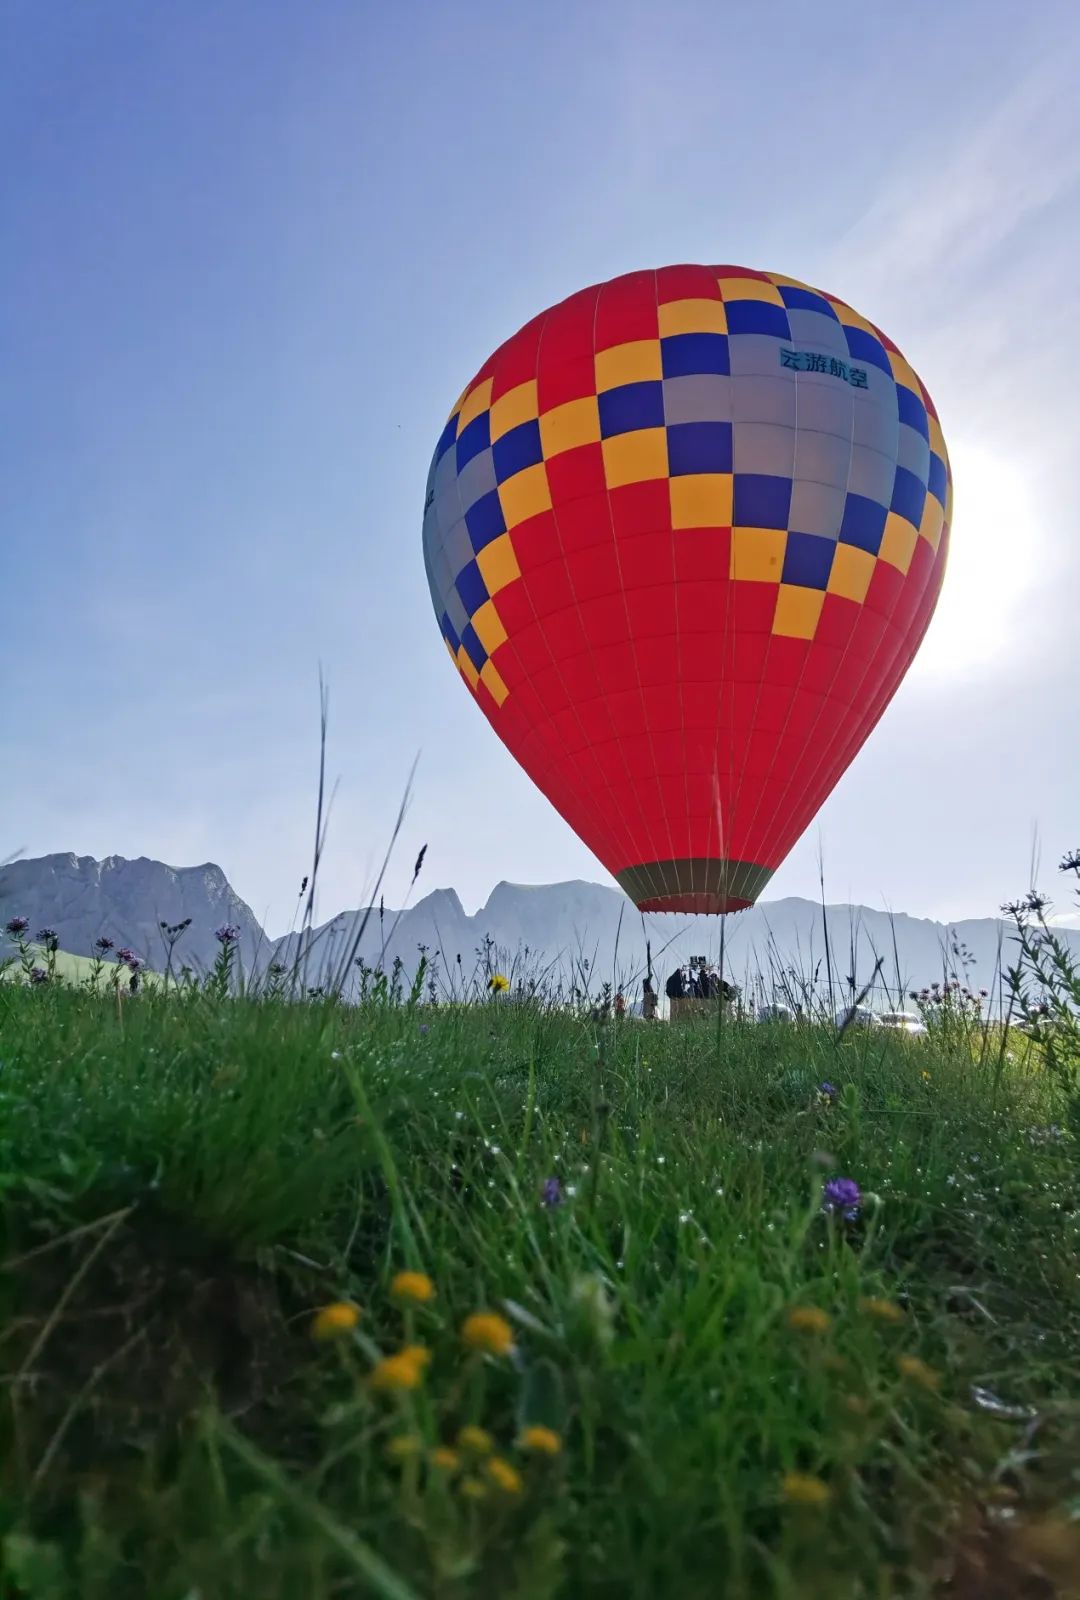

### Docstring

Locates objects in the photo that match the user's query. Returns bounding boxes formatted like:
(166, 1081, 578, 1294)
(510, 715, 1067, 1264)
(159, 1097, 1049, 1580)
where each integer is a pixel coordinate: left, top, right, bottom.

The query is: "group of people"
(597, 963, 738, 1024)
(664, 963, 737, 1004)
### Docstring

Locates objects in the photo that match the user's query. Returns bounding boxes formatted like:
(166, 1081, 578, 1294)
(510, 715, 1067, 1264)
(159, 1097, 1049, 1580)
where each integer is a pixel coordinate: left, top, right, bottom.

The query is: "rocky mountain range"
(3, 850, 1075, 1008)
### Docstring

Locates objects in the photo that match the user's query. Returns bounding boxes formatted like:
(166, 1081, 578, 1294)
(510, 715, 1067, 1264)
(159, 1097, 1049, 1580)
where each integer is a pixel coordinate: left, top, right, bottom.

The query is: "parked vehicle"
(835, 1004, 879, 1029)
(879, 1009, 927, 1037)
(756, 1003, 794, 1024)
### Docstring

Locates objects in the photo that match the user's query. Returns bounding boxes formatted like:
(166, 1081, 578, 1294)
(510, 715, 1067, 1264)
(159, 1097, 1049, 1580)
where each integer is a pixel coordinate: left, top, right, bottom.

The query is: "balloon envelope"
(422, 266, 951, 913)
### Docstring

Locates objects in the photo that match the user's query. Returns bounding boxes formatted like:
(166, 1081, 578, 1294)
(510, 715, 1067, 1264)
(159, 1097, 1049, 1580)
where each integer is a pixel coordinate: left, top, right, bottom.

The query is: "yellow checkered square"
(718, 277, 784, 305)
(829, 300, 879, 337)
(773, 583, 824, 640)
(472, 598, 508, 655)
(670, 473, 733, 529)
(928, 412, 947, 461)
(498, 462, 552, 530)
(877, 513, 918, 576)
(489, 380, 538, 442)
(730, 526, 786, 582)
(476, 532, 520, 595)
(828, 543, 876, 602)
(658, 298, 727, 336)
(602, 427, 668, 489)
(888, 352, 924, 399)
(456, 644, 480, 689)
(595, 340, 662, 390)
(457, 378, 493, 433)
(480, 658, 508, 706)
(918, 494, 945, 554)
(539, 395, 601, 458)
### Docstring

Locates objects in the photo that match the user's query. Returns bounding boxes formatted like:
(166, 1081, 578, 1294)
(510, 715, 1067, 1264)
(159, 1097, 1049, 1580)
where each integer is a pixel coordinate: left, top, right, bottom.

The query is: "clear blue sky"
(4, 0, 1079, 934)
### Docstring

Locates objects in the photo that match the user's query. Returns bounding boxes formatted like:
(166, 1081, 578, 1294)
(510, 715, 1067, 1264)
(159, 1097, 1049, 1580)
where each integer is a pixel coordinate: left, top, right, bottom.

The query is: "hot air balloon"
(422, 266, 951, 914)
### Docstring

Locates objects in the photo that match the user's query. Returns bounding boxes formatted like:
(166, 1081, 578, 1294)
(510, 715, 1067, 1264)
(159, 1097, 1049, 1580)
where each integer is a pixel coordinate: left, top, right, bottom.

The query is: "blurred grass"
(1, 983, 1078, 1598)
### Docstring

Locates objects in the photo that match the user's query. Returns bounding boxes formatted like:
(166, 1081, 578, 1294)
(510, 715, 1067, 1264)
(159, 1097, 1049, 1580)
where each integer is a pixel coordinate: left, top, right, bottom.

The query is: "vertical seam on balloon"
(712, 265, 742, 906)
(534, 285, 658, 893)
(498, 298, 641, 881)
(744, 330, 861, 870)
(586, 275, 670, 909)
(739, 324, 857, 876)
(723, 272, 804, 895)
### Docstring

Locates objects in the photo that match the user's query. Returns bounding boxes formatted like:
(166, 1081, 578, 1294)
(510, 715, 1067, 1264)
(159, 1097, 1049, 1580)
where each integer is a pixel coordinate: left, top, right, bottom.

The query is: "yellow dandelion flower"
(488, 973, 510, 992)
(787, 1306, 832, 1335)
(921, 1070, 931, 1083)
(429, 1446, 460, 1473)
(457, 1424, 493, 1456)
(400, 1343, 432, 1371)
(897, 1354, 941, 1391)
(310, 1301, 360, 1340)
(460, 1474, 487, 1501)
(462, 1311, 514, 1356)
(370, 1352, 425, 1392)
(486, 1456, 523, 1495)
(391, 1270, 435, 1305)
(519, 1425, 562, 1456)
(386, 1433, 422, 1462)
(859, 1296, 905, 1324)
(782, 1472, 830, 1507)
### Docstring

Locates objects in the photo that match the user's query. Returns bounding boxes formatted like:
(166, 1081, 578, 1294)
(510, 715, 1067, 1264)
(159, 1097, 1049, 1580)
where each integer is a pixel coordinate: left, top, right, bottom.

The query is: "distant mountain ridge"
(3, 850, 1074, 1006)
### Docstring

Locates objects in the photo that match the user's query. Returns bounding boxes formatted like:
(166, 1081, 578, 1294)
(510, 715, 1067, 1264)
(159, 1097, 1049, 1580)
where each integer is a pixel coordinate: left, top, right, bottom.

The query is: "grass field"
(1, 981, 1078, 1599)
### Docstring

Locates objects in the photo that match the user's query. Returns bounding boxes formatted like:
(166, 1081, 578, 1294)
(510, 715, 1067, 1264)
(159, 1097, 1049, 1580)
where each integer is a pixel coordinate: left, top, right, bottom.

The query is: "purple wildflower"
(214, 924, 240, 945)
(418, 1023, 429, 1035)
(116, 947, 142, 970)
(29, 966, 49, 986)
(37, 927, 59, 951)
(94, 936, 115, 953)
(822, 1176, 861, 1220)
(5, 916, 29, 936)
(541, 1176, 563, 1208)
(818, 1081, 838, 1102)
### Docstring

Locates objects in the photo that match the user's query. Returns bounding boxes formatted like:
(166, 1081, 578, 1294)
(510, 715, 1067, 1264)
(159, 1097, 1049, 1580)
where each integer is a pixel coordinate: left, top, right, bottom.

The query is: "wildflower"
(859, 1297, 905, 1324)
(116, 947, 139, 968)
(898, 1354, 941, 1391)
(822, 1176, 861, 1220)
(391, 1270, 435, 1305)
(386, 1433, 422, 1461)
(311, 1302, 361, 1340)
(457, 1425, 493, 1456)
(29, 966, 49, 986)
(462, 1311, 514, 1356)
(920, 1070, 931, 1083)
(460, 1475, 487, 1501)
(400, 1343, 431, 1371)
(788, 1306, 832, 1335)
(488, 973, 510, 993)
(519, 1425, 561, 1455)
(817, 1081, 838, 1101)
(36, 927, 59, 950)
(486, 1457, 523, 1495)
(782, 1472, 830, 1507)
(214, 924, 240, 945)
(4, 916, 29, 936)
(370, 1351, 426, 1392)
(94, 935, 115, 952)
(541, 1176, 563, 1207)
(429, 1446, 460, 1473)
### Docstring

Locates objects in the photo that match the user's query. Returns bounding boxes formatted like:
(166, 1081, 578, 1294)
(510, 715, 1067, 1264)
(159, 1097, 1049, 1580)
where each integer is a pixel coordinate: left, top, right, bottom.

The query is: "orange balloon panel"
(422, 266, 951, 913)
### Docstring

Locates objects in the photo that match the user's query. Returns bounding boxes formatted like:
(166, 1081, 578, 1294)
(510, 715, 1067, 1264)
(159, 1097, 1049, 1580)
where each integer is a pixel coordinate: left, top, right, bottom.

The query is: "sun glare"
(911, 439, 1043, 682)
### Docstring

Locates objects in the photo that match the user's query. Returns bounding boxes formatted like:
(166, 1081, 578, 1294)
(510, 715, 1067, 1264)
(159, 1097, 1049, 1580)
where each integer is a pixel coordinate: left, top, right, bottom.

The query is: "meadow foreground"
(1, 987, 1078, 1598)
